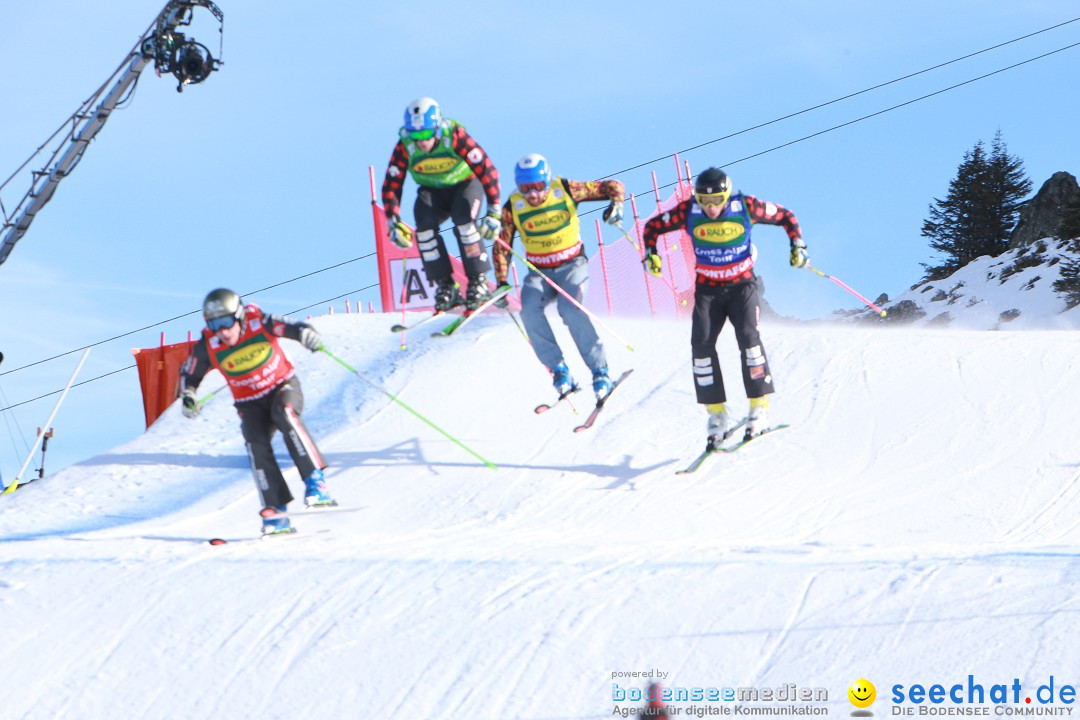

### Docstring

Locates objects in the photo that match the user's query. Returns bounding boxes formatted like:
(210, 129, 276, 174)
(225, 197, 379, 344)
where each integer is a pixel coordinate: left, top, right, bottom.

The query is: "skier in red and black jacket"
(179, 288, 335, 536)
(642, 167, 808, 446)
(382, 97, 502, 312)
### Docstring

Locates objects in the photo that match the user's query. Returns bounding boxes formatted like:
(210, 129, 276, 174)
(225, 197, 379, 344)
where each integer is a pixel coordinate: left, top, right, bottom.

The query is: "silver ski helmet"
(403, 97, 442, 141)
(203, 288, 244, 332)
(514, 153, 550, 192)
(694, 167, 732, 208)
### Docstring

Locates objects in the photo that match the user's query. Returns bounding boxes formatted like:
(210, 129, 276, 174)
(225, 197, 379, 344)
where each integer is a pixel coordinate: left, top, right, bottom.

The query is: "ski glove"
(478, 207, 501, 242)
(790, 241, 809, 269)
(388, 215, 414, 249)
(602, 200, 624, 226)
(299, 326, 323, 353)
(643, 251, 663, 277)
(181, 390, 200, 419)
(493, 284, 512, 309)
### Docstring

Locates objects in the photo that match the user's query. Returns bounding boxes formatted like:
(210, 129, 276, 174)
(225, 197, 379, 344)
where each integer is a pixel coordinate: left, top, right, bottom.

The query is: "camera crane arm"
(0, 0, 223, 268)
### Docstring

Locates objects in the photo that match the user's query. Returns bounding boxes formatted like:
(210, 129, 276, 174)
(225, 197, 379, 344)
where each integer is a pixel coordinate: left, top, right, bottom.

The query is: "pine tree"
(1051, 195, 1080, 307)
(921, 131, 1031, 282)
(1060, 194, 1080, 242)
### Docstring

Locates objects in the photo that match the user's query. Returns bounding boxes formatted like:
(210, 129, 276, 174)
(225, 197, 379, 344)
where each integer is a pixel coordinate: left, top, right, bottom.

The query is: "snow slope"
(2, 311, 1080, 719)
(848, 237, 1080, 329)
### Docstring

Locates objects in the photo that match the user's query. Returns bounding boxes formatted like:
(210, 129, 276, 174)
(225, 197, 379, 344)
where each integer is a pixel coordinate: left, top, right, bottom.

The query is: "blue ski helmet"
(403, 97, 442, 140)
(514, 153, 551, 190)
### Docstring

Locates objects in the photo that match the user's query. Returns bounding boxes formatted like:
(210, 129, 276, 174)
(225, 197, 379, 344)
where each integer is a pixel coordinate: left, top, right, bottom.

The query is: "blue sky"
(1, 0, 1078, 479)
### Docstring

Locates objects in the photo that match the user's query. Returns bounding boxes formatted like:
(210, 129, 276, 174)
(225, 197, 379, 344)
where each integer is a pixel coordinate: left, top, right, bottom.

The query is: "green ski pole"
(319, 346, 497, 470)
(197, 385, 227, 408)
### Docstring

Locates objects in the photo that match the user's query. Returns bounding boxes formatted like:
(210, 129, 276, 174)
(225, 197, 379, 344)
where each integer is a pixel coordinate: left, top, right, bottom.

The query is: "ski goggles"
(695, 191, 731, 209)
(206, 314, 238, 332)
(518, 181, 548, 194)
(408, 128, 437, 141)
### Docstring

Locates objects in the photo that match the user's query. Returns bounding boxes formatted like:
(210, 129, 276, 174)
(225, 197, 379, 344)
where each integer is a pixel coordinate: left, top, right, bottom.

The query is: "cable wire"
(603, 16, 1080, 179)
(4, 18, 1079, 405)
(0, 252, 377, 378)
(0, 283, 382, 413)
(0, 366, 132, 413)
(574, 37, 1080, 220)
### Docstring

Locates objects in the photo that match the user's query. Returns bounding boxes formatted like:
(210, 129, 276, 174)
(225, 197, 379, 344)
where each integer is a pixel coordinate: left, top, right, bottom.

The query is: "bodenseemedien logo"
(610, 677, 829, 716)
(849, 679, 876, 717)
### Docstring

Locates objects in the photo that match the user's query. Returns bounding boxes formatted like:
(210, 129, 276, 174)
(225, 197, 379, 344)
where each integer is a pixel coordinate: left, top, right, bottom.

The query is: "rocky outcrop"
(1009, 171, 1080, 249)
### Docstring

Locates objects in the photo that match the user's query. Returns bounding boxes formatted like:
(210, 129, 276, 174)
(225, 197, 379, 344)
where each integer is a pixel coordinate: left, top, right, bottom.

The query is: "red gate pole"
(652, 171, 682, 314)
(595, 219, 613, 317)
(629, 193, 656, 318)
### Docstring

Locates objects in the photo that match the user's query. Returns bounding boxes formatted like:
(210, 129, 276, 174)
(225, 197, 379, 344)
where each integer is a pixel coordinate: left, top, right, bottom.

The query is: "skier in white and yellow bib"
(493, 154, 625, 401)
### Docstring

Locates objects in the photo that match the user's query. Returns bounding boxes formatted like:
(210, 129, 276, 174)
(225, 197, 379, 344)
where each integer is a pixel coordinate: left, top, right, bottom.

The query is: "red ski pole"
(805, 263, 887, 317)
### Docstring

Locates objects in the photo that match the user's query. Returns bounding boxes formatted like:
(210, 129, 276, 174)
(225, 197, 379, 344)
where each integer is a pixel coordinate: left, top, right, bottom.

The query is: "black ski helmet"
(203, 288, 245, 328)
(694, 167, 731, 196)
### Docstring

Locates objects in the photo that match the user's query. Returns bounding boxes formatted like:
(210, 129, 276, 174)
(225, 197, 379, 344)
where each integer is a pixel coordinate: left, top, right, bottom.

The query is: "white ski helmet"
(403, 97, 442, 139)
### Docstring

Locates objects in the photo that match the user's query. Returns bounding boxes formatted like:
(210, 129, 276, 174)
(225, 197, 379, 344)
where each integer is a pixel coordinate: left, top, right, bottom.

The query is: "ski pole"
(398, 254, 409, 351)
(494, 237, 635, 351)
(804, 263, 887, 317)
(506, 309, 530, 344)
(614, 223, 687, 307)
(502, 308, 576, 413)
(318, 346, 497, 470)
(4, 348, 90, 495)
(197, 385, 227, 408)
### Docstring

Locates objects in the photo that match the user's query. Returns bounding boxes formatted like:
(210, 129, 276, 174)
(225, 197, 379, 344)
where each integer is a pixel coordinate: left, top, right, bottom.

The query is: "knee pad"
(416, 229, 441, 262)
(744, 345, 766, 367)
(744, 345, 768, 381)
(692, 357, 715, 387)
(456, 223, 487, 260)
(456, 223, 481, 246)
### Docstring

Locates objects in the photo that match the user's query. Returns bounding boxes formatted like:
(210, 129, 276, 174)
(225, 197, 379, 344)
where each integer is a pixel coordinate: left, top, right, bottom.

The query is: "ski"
(431, 286, 511, 337)
(572, 370, 634, 433)
(209, 528, 331, 545)
(210, 507, 365, 545)
(298, 505, 364, 516)
(390, 311, 447, 333)
(433, 315, 466, 337)
(718, 423, 790, 454)
(534, 386, 581, 414)
(675, 418, 749, 475)
(259, 505, 364, 520)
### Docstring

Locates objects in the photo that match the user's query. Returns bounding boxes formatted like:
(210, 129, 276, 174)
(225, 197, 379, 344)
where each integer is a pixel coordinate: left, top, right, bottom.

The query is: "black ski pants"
(236, 377, 326, 509)
(690, 276, 775, 405)
(413, 177, 491, 282)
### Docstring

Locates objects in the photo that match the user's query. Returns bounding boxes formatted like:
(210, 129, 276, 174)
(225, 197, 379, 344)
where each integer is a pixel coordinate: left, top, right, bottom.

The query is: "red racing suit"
(180, 303, 300, 403)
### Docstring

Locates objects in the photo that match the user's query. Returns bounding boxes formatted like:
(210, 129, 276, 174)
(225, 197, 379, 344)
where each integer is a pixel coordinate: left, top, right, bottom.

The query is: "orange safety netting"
(132, 339, 195, 428)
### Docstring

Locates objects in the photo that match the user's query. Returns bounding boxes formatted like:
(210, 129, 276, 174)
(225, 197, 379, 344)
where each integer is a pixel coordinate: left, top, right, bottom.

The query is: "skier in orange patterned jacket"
(178, 288, 335, 536)
(492, 153, 625, 401)
(642, 167, 808, 446)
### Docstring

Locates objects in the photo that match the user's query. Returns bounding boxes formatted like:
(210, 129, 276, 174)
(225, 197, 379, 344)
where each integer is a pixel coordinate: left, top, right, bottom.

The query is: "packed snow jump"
(164, 95, 890, 537)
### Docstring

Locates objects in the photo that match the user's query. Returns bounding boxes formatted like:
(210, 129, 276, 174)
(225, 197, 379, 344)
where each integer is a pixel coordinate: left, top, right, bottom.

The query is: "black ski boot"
(434, 279, 463, 312)
(465, 273, 491, 311)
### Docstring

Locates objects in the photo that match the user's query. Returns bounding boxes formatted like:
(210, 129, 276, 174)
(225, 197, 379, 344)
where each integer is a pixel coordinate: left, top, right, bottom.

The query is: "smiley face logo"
(848, 679, 876, 709)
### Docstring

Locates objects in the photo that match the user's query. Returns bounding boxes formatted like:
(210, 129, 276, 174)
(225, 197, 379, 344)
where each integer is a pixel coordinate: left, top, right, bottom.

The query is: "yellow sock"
(705, 402, 726, 415)
(749, 396, 769, 410)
